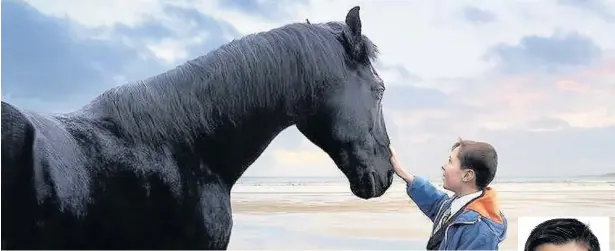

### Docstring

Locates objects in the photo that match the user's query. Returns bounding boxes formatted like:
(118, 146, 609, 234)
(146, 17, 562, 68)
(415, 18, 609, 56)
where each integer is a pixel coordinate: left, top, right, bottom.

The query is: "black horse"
(1, 6, 394, 250)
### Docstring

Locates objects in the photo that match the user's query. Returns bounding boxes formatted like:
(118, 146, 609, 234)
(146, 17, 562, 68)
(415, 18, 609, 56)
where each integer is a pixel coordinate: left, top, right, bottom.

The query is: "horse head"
(296, 6, 394, 199)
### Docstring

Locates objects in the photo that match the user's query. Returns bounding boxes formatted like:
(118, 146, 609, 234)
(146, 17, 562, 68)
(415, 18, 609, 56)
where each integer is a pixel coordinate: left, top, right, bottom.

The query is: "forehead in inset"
(535, 241, 590, 251)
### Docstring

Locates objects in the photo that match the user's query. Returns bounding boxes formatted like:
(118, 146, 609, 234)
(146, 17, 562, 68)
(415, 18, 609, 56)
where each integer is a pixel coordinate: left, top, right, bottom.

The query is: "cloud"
(461, 6, 497, 24)
(1, 0, 237, 113)
(383, 86, 452, 110)
(235, 0, 615, 178)
(486, 32, 603, 74)
(523, 117, 571, 132)
(558, 0, 615, 22)
(217, 0, 309, 19)
(1, 1, 145, 105)
(3, 0, 614, 178)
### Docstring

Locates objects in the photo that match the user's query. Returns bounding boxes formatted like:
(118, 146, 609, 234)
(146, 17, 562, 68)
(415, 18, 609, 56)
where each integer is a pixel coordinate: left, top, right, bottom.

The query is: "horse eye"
(373, 87, 385, 99)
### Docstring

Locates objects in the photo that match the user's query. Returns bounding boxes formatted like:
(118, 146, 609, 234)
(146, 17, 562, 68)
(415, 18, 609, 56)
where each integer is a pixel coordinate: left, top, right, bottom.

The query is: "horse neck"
(188, 66, 310, 186)
(86, 60, 312, 186)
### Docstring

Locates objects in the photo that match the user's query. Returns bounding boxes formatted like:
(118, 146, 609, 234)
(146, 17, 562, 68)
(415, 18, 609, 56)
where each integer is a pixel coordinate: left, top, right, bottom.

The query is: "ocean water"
(231, 175, 615, 196)
(236, 174, 615, 186)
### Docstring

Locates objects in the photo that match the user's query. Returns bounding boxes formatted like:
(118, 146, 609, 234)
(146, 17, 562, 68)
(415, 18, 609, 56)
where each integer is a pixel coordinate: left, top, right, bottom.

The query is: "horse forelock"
(86, 20, 380, 145)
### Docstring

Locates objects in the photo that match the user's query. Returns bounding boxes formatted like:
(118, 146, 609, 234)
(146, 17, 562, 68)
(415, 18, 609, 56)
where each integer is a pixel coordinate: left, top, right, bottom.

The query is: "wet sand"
(227, 180, 615, 250)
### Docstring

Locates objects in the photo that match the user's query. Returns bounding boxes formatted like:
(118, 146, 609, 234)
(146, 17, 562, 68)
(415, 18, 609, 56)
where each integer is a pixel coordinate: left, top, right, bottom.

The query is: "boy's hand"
(389, 146, 414, 184)
(390, 149, 402, 175)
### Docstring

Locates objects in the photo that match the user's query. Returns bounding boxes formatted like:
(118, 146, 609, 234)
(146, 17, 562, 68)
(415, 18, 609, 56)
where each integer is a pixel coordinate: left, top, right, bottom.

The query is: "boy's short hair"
(451, 138, 498, 190)
(524, 218, 600, 251)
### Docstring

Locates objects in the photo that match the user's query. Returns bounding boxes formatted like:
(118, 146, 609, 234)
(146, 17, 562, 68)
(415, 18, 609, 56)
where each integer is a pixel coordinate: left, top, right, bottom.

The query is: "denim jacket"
(407, 176, 508, 250)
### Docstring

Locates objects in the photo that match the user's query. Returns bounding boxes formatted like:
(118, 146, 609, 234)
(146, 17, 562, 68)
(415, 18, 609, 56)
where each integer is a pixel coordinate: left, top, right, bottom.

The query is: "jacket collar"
(454, 187, 504, 224)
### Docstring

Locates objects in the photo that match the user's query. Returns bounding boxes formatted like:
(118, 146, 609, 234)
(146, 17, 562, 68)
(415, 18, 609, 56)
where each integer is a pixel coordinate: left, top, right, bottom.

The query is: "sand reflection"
(228, 180, 615, 250)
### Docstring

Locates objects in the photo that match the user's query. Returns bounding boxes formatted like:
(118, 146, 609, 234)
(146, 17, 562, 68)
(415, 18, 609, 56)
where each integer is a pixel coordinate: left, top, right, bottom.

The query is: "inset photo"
(518, 216, 609, 251)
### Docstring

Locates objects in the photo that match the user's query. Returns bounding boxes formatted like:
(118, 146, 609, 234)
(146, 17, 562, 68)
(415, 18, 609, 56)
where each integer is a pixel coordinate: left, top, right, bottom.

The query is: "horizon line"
(241, 173, 614, 179)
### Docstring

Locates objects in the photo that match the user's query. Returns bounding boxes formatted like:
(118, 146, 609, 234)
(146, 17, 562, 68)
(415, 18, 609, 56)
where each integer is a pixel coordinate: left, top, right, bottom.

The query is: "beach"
(226, 177, 615, 250)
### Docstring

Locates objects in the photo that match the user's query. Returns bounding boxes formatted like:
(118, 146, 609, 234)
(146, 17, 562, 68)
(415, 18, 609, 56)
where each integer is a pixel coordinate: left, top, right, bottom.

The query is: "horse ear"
(345, 6, 362, 37)
(344, 6, 364, 60)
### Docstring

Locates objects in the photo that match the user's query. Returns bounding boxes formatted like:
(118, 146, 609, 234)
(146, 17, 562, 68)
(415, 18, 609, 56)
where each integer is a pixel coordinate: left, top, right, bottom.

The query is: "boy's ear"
(462, 169, 475, 182)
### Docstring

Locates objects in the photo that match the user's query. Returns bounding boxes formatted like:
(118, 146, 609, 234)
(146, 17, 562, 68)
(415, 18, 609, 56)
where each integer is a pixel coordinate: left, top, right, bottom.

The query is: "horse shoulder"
(1, 101, 37, 198)
(18, 111, 93, 216)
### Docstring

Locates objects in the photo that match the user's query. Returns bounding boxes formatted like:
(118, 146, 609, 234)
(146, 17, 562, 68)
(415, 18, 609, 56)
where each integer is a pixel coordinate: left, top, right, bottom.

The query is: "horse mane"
(82, 21, 380, 145)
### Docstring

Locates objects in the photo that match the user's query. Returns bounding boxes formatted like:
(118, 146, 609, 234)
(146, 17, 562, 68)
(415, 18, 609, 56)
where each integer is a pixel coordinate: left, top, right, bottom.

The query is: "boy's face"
(441, 146, 473, 192)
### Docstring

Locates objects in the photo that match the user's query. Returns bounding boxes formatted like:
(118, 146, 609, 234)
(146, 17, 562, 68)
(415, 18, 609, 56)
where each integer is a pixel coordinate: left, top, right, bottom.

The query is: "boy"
(391, 139, 507, 250)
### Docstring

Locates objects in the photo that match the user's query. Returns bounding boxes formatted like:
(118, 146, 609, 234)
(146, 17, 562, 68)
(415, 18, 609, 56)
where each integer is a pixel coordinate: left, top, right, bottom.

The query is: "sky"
(2, 0, 614, 179)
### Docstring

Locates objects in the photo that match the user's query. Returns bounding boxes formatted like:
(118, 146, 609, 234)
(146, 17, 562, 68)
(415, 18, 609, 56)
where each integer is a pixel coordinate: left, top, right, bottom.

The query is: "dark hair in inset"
(451, 138, 498, 190)
(524, 218, 600, 251)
